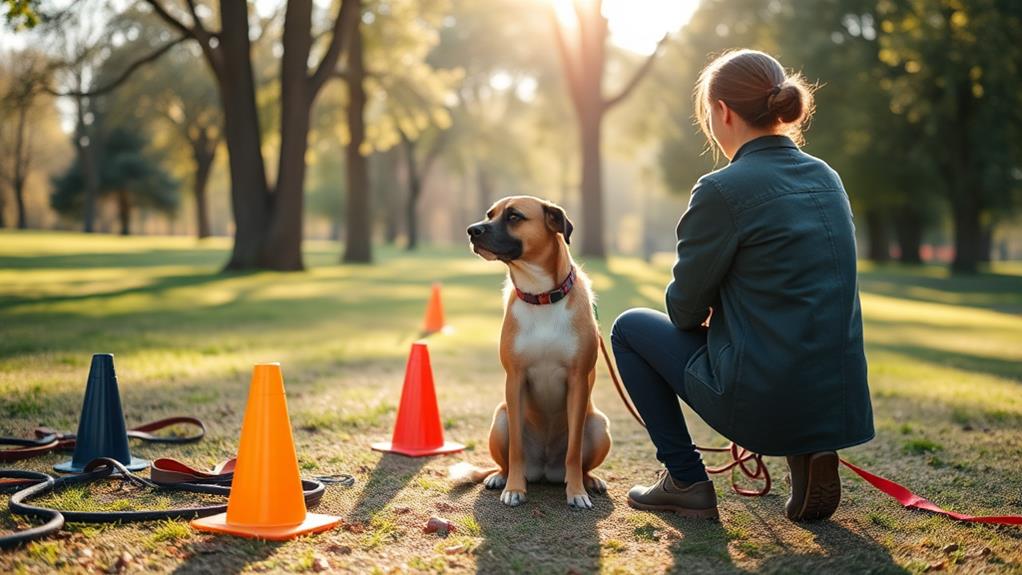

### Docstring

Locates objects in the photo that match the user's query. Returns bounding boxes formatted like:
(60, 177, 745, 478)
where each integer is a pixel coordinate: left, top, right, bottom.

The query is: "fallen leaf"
(942, 543, 959, 554)
(312, 557, 330, 572)
(424, 516, 456, 535)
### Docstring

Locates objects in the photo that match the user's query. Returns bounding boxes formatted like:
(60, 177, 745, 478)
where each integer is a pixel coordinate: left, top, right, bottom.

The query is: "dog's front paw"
(484, 471, 507, 490)
(584, 473, 607, 495)
(500, 488, 527, 507)
(566, 488, 593, 509)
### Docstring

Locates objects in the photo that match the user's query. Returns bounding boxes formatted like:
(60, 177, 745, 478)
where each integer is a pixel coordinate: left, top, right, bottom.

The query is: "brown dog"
(450, 196, 612, 509)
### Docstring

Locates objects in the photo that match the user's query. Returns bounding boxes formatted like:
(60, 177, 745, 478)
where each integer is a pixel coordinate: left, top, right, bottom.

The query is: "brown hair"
(695, 49, 816, 148)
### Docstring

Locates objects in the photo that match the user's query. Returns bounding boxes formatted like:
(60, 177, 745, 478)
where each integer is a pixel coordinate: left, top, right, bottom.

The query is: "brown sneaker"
(785, 451, 841, 521)
(627, 471, 719, 519)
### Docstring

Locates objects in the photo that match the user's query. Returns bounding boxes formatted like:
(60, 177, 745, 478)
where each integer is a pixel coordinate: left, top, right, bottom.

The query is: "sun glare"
(552, 0, 701, 55)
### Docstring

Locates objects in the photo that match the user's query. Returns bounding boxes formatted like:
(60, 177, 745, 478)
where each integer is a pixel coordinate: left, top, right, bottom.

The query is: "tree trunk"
(951, 200, 981, 274)
(893, 206, 922, 264)
(343, 1, 371, 263)
(977, 223, 992, 263)
(13, 104, 29, 229)
(864, 209, 890, 262)
(75, 94, 100, 233)
(219, 0, 272, 270)
(578, 111, 604, 257)
(117, 190, 131, 236)
(401, 133, 421, 251)
(476, 163, 492, 214)
(261, 0, 315, 271)
(192, 139, 214, 239)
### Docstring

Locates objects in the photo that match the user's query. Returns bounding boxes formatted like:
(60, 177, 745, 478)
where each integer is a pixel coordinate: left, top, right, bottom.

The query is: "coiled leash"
(0, 457, 354, 549)
(597, 334, 1022, 525)
(0, 416, 207, 463)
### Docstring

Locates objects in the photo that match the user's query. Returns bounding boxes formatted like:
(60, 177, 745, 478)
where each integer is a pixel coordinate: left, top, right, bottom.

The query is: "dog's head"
(466, 196, 574, 263)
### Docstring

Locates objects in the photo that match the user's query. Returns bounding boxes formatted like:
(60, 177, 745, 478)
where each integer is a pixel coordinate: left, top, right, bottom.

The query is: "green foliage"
(1, 0, 38, 29)
(51, 127, 179, 219)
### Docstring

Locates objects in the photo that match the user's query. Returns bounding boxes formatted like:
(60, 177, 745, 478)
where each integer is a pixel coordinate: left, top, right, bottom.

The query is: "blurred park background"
(0, 0, 1019, 271)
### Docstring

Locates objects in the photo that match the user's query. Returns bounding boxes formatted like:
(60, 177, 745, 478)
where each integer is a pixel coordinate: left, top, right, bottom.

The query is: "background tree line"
(1, 0, 1020, 274)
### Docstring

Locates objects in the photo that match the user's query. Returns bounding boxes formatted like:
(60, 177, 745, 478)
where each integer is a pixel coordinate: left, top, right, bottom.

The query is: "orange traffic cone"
(372, 342, 464, 457)
(191, 363, 340, 540)
(422, 283, 447, 335)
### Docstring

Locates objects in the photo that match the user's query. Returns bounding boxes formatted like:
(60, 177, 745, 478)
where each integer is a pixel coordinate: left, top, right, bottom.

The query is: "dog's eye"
(507, 212, 522, 223)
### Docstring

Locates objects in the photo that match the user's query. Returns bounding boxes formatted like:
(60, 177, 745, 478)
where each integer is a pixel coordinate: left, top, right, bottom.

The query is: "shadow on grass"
(172, 537, 282, 575)
(868, 341, 1021, 382)
(346, 453, 428, 523)
(471, 482, 614, 574)
(858, 264, 1022, 314)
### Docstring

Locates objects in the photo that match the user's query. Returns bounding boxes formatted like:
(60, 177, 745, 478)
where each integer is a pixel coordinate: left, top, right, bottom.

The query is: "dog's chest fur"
(508, 295, 579, 412)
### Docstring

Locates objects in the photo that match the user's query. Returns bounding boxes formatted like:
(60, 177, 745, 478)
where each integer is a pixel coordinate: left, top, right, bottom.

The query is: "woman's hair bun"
(767, 82, 805, 124)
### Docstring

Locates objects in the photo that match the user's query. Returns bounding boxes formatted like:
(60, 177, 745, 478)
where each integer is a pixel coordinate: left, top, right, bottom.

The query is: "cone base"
(54, 455, 150, 473)
(190, 511, 341, 541)
(371, 440, 465, 457)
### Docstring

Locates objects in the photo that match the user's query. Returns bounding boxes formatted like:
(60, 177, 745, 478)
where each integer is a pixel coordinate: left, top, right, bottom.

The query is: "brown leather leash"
(597, 334, 771, 497)
(0, 416, 207, 465)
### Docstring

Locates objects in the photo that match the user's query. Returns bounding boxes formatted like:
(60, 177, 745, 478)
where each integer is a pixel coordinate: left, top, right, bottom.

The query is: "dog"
(449, 195, 612, 509)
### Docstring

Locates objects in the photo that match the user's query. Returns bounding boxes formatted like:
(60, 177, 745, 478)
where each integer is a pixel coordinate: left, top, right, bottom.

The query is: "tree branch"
(46, 36, 188, 98)
(603, 33, 670, 111)
(308, 0, 358, 96)
(549, 6, 582, 110)
(141, 0, 194, 39)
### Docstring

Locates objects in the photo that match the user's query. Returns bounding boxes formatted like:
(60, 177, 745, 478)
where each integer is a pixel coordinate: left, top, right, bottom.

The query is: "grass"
(0, 230, 1020, 574)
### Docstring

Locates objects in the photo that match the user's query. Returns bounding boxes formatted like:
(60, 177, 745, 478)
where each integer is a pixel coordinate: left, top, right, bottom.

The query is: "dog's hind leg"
(484, 403, 509, 490)
(582, 408, 611, 495)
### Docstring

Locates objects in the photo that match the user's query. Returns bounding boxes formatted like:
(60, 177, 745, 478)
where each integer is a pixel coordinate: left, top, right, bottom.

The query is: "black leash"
(0, 417, 207, 463)
(0, 457, 351, 549)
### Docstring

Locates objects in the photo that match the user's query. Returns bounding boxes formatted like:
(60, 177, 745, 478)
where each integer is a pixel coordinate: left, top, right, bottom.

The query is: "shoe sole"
(626, 497, 719, 519)
(791, 451, 841, 521)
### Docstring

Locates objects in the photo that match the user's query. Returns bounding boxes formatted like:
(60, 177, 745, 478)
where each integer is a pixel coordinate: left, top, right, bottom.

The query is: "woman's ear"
(543, 203, 574, 244)
(716, 99, 732, 126)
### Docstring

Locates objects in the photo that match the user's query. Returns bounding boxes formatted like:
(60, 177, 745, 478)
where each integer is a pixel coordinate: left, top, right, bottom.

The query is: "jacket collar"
(731, 135, 798, 163)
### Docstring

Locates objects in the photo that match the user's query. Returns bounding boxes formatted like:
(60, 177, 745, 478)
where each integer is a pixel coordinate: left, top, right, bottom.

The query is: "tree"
(876, 0, 1022, 273)
(103, 11, 223, 239)
(52, 126, 178, 235)
(136, 0, 359, 270)
(550, 0, 669, 257)
(0, 49, 49, 229)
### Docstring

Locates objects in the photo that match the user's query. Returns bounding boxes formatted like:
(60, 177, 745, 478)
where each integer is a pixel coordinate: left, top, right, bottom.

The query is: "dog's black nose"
(467, 223, 487, 238)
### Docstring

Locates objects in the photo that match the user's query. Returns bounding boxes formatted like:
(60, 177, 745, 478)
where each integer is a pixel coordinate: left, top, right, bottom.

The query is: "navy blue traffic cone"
(54, 354, 149, 473)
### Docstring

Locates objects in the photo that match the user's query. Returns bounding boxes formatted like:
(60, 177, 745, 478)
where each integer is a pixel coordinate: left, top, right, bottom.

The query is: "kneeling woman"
(612, 49, 874, 521)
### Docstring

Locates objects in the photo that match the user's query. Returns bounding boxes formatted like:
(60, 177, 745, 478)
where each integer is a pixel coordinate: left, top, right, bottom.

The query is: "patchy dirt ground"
(1, 233, 1020, 574)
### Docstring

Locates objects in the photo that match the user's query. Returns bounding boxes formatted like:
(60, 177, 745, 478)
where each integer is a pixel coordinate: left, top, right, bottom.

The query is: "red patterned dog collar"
(515, 267, 577, 305)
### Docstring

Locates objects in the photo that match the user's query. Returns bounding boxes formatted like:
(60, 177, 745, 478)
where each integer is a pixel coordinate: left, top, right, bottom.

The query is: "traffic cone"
(55, 354, 149, 473)
(372, 342, 464, 457)
(191, 363, 340, 540)
(421, 283, 447, 335)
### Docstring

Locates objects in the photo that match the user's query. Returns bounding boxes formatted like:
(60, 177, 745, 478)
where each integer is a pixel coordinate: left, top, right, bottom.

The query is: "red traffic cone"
(372, 342, 463, 457)
(422, 283, 447, 335)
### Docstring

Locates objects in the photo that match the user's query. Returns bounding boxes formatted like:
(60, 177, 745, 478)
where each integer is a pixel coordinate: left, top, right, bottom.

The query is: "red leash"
(598, 335, 1022, 526)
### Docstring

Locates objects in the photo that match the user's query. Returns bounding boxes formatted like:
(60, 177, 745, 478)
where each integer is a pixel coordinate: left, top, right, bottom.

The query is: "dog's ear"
(543, 203, 574, 244)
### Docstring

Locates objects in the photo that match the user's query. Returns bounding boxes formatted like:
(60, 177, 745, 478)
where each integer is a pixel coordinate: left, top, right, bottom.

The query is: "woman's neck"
(724, 128, 786, 160)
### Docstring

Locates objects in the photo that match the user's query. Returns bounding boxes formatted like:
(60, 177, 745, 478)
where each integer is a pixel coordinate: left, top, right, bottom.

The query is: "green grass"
(1, 231, 1021, 574)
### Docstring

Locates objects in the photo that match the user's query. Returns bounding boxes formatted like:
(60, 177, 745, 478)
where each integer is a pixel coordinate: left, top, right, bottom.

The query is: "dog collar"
(515, 267, 577, 305)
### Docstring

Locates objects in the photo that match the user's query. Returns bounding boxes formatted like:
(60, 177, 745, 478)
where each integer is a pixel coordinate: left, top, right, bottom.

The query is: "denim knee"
(611, 307, 656, 348)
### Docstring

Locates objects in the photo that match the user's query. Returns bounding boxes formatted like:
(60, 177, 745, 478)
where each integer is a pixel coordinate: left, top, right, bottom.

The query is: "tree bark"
(261, 0, 315, 271)
(893, 206, 923, 264)
(578, 109, 604, 257)
(117, 190, 131, 236)
(400, 132, 421, 251)
(864, 208, 890, 262)
(12, 103, 29, 229)
(219, 0, 272, 269)
(75, 93, 100, 233)
(191, 135, 215, 239)
(343, 0, 371, 263)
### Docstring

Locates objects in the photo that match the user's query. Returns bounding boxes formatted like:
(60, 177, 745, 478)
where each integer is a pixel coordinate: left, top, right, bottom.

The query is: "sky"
(555, 0, 701, 54)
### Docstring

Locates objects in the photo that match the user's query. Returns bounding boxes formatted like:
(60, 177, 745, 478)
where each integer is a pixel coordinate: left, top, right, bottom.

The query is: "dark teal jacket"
(666, 135, 874, 456)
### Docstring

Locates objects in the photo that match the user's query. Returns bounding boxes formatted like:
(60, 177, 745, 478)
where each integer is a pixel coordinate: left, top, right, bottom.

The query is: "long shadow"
(660, 515, 738, 573)
(858, 265, 1022, 315)
(345, 453, 428, 523)
(171, 536, 282, 575)
(868, 341, 1021, 382)
(471, 481, 614, 574)
(737, 497, 905, 574)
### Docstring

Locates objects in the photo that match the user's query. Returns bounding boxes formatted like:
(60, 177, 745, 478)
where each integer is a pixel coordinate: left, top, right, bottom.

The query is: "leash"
(597, 333, 1022, 525)
(598, 334, 771, 496)
(0, 416, 207, 463)
(0, 456, 355, 549)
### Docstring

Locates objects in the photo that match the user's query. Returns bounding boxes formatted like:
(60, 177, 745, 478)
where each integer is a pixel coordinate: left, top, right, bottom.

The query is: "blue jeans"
(611, 308, 709, 484)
